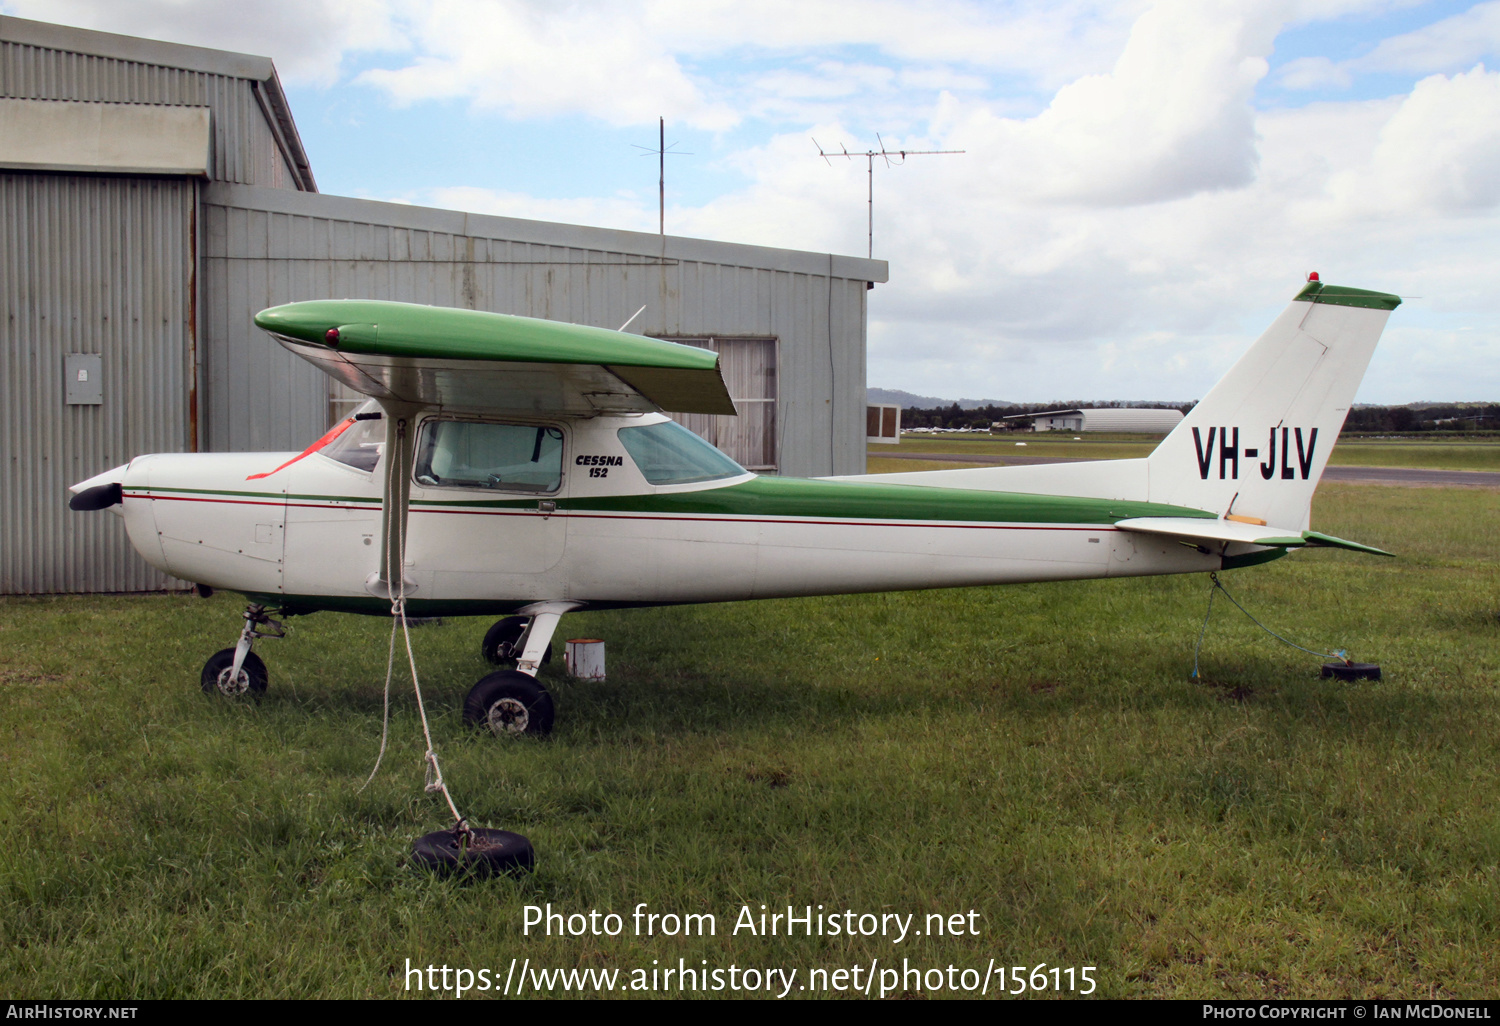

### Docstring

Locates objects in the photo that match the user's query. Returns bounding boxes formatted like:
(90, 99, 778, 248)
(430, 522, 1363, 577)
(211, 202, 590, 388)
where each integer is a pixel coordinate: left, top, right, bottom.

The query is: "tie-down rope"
(1191, 571, 1351, 679)
(357, 418, 467, 834)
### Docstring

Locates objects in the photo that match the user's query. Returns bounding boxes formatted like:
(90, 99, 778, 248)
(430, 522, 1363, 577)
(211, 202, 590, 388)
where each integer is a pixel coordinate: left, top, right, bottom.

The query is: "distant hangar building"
(0, 15, 887, 595)
(1002, 408, 1185, 433)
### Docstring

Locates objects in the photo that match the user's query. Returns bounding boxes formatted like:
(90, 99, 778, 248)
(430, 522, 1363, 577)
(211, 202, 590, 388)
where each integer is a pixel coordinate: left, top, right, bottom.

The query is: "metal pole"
(867, 152, 874, 259)
(659, 117, 665, 236)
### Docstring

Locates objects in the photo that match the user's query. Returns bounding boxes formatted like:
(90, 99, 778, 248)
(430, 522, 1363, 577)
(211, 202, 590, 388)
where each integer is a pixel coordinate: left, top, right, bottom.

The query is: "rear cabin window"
(617, 420, 746, 485)
(415, 420, 564, 493)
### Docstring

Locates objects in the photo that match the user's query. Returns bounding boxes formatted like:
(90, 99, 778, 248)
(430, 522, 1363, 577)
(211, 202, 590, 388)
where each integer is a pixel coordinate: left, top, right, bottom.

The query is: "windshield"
(617, 420, 746, 485)
(415, 419, 564, 492)
(321, 410, 384, 471)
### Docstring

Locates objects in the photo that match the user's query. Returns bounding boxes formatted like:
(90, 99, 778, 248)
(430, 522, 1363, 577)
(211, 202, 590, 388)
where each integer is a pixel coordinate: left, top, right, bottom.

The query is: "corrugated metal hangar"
(0, 15, 888, 595)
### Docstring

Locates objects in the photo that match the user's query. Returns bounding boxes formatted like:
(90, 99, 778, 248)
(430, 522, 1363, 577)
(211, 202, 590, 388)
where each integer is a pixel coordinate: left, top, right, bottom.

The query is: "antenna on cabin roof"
(633, 117, 693, 236)
(812, 135, 964, 258)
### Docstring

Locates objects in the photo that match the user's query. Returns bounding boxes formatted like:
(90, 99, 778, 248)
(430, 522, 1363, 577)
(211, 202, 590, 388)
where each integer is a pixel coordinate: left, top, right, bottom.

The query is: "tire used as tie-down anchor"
(1321, 662, 1382, 681)
(411, 826, 535, 878)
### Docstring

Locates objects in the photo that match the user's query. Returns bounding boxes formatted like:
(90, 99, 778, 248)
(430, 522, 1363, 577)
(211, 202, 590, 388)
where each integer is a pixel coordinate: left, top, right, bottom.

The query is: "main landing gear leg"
(464, 601, 580, 737)
(200, 604, 284, 697)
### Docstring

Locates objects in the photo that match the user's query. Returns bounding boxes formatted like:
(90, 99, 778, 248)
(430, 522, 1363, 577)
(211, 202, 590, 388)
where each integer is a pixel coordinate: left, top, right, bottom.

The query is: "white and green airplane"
(70, 275, 1399, 737)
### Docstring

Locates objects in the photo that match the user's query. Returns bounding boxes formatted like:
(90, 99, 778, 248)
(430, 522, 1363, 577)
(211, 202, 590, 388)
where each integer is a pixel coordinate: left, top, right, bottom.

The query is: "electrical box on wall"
(64, 354, 103, 405)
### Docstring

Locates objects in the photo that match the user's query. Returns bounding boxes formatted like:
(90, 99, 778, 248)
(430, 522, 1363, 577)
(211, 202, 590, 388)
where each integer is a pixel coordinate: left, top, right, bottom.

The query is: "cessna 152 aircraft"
(70, 275, 1399, 738)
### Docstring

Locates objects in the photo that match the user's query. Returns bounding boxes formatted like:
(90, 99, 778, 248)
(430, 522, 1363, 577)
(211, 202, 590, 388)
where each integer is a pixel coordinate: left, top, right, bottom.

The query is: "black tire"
(463, 670, 554, 737)
(411, 827, 535, 878)
(200, 648, 268, 697)
(1322, 662, 1382, 681)
(481, 616, 552, 667)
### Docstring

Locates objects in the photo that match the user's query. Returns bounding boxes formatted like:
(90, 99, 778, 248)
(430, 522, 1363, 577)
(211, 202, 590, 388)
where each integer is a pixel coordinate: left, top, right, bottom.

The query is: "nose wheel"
(482, 616, 553, 668)
(200, 604, 284, 698)
(201, 649, 268, 697)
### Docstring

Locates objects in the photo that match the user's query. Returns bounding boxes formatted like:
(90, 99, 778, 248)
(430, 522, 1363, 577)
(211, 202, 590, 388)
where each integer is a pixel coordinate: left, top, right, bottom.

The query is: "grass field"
(882, 434, 1500, 471)
(3, 484, 1499, 999)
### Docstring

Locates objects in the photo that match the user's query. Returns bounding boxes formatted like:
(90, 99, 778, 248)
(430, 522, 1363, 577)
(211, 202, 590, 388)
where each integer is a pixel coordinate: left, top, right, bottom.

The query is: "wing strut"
(369, 402, 422, 599)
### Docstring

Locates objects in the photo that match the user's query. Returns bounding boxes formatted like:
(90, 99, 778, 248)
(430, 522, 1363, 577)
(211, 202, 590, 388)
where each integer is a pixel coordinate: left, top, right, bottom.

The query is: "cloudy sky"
(7, 0, 1499, 403)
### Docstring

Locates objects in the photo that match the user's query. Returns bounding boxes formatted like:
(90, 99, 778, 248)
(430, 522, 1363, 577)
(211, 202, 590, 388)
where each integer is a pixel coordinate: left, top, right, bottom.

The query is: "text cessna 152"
(70, 275, 1399, 737)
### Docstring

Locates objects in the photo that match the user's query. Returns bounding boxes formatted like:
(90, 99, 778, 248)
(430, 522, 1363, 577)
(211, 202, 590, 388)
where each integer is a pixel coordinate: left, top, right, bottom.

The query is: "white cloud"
(354, 1, 739, 129)
(1329, 65, 1500, 214)
(1276, 55, 1353, 90)
(929, 1, 1288, 207)
(0, 0, 403, 85)
(1354, 0, 1500, 73)
(339, 0, 1147, 129)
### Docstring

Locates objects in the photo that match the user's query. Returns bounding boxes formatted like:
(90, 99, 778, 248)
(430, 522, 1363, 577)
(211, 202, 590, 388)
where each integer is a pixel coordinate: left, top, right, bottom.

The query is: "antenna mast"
(634, 117, 693, 236)
(813, 135, 964, 258)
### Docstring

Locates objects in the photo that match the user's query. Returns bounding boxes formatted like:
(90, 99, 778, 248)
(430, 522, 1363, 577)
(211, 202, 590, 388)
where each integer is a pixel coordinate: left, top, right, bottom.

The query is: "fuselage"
(106, 411, 1224, 616)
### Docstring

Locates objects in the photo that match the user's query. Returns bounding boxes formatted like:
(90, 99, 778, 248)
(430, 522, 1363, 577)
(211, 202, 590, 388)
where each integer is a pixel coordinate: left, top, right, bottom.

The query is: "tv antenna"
(634, 116, 693, 235)
(813, 134, 964, 257)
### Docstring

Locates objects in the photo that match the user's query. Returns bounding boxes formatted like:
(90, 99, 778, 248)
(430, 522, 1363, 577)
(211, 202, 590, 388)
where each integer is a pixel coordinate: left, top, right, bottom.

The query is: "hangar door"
(663, 337, 778, 472)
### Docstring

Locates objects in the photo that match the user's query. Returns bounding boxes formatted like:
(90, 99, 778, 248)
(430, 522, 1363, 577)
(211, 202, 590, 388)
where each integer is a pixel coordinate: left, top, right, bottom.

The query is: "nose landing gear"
(200, 604, 284, 698)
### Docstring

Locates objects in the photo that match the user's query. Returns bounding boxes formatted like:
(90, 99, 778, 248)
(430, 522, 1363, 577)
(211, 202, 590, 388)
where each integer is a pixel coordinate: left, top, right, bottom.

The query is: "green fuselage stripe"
(131, 474, 1213, 525)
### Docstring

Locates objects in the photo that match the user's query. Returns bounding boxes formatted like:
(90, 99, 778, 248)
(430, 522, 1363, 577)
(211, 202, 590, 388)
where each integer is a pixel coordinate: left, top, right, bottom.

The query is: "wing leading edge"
(254, 299, 737, 416)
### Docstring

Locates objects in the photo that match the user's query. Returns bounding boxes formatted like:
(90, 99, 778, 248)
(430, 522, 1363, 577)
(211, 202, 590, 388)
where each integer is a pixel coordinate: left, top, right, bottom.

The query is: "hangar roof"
(0, 15, 315, 190)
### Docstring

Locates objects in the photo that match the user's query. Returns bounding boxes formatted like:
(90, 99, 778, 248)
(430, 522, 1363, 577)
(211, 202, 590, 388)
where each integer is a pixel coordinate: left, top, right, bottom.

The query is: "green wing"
(255, 299, 736, 416)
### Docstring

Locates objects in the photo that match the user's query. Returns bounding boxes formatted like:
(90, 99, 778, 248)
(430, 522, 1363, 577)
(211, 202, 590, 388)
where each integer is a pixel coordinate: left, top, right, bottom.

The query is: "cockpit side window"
(415, 420, 564, 493)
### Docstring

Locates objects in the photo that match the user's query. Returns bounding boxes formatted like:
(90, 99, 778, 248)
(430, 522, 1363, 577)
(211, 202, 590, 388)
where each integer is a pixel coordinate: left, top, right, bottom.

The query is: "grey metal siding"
(0, 39, 295, 188)
(201, 185, 880, 478)
(1, 173, 192, 592)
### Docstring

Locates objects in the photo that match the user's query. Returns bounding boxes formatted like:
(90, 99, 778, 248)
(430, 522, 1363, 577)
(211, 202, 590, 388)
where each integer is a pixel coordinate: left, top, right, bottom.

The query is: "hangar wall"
(200, 184, 881, 478)
(0, 174, 194, 593)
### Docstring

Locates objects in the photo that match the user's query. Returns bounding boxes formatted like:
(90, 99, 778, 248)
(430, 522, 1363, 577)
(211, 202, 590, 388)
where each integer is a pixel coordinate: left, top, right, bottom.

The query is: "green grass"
(1323, 439, 1500, 472)
(875, 434, 1500, 472)
(2, 485, 1499, 999)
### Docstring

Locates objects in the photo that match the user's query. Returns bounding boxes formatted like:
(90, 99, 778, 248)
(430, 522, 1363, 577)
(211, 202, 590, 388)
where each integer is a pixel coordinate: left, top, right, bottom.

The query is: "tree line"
(899, 401, 1193, 431)
(1341, 404, 1498, 433)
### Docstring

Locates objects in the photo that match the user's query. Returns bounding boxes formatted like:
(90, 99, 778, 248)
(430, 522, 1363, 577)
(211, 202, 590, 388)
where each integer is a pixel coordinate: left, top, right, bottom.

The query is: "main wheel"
(481, 616, 552, 667)
(463, 670, 554, 737)
(200, 648, 268, 697)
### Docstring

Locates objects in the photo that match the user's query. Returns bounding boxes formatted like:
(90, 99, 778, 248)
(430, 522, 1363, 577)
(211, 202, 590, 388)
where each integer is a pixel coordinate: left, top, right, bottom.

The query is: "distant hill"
(867, 388, 1015, 410)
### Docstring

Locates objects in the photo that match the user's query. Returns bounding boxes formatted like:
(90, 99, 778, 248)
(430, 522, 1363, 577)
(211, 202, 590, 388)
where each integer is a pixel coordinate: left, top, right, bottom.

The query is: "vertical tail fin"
(1146, 280, 1400, 530)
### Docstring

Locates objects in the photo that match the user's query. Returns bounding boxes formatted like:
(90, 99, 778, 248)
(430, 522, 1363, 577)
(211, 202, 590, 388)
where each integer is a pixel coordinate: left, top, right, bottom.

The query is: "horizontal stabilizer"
(1301, 530, 1394, 557)
(1116, 518, 1393, 557)
(254, 300, 736, 416)
(1114, 517, 1307, 548)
